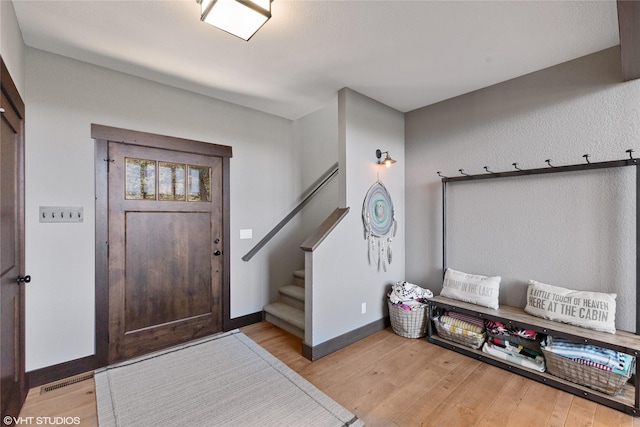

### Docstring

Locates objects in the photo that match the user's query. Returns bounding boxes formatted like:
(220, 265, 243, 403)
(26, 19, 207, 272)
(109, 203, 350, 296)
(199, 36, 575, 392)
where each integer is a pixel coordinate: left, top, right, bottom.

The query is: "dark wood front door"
(107, 141, 224, 362)
(0, 59, 27, 418)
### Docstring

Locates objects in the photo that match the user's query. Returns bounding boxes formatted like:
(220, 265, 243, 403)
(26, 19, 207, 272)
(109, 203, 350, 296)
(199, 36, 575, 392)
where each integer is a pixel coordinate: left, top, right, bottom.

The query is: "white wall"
(307, 88, 405, 346)
(1, 0, 25, 95)
(24, 48, 302, 371)
(405, 47, 640, 332)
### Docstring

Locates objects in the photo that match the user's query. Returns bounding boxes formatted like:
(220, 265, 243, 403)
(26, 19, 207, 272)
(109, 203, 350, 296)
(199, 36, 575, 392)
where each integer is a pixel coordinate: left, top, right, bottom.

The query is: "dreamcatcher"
(362, 179, 397, 272)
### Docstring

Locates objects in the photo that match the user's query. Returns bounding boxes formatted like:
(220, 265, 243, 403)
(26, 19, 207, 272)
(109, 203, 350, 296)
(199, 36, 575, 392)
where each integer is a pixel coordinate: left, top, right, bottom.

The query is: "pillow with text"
(525, 280, 616, 334)
(440, 268, 501, 309)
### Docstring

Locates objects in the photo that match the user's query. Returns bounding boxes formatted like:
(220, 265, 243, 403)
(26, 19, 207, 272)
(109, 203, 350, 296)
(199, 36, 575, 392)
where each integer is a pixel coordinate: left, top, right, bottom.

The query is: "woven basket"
(542, 348, 633, 395)
(388, 300, 428, 338)
(433, 317, 486, 350)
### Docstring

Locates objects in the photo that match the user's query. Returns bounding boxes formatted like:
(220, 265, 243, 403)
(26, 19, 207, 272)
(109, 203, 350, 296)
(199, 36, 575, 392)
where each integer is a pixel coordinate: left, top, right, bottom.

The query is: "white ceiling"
(12, 0, 620, 120)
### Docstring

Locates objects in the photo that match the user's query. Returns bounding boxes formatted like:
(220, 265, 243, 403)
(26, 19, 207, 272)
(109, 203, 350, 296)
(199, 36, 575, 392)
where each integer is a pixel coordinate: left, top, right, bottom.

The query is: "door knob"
(213, 250, 222, 256)
(17, 275, 31, 283)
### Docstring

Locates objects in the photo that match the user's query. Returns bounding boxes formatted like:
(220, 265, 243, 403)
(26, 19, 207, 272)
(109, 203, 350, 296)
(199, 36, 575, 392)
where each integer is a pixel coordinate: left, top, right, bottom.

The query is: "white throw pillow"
(524, 280, 616, 334)
(440, 268, 501, 309)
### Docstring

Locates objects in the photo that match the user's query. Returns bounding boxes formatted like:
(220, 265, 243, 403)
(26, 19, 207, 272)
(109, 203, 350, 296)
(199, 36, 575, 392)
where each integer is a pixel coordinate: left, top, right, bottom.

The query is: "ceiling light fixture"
(376, 149, 396, 167)
(197, 0, 271, 41)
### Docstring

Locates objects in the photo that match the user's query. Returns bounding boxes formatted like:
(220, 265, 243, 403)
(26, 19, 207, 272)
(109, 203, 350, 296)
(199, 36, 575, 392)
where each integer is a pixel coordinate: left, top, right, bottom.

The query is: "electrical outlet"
(361, 302, 367, 314)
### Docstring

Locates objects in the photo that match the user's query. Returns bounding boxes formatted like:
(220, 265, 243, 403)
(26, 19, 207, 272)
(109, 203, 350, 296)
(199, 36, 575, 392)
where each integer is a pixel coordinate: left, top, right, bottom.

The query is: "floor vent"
(40, 372, 94, 394)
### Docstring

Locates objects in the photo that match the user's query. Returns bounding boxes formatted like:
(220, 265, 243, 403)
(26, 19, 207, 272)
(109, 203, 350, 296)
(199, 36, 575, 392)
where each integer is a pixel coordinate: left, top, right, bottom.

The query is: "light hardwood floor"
(18, 321, 640, 426)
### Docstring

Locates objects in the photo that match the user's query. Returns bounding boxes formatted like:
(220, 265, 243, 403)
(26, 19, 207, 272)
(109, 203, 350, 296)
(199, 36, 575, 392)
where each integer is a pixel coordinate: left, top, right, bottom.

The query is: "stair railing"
(242, 162, 339, 262)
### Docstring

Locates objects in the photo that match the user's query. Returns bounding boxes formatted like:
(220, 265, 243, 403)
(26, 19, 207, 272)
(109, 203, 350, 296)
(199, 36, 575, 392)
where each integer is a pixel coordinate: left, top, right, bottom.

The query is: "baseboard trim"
(28, 312, 263, 388)
(302, 316, 390, 361)
(224, 311, 264, 331)
(27, 355, 97, 389)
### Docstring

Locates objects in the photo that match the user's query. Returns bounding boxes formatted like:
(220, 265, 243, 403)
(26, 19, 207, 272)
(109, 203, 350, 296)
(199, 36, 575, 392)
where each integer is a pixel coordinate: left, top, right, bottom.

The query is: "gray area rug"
(95, 330, 363, 427)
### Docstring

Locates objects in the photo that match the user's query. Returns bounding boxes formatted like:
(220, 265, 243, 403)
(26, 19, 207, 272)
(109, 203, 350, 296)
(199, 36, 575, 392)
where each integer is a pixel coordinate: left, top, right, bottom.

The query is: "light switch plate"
(40, 206, 83, 223)
(240, 229, 253, 239)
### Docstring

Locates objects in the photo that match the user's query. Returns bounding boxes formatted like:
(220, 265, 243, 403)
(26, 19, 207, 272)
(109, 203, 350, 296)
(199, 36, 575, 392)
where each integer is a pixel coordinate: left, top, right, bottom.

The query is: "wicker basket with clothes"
(387, 282, 433, 338)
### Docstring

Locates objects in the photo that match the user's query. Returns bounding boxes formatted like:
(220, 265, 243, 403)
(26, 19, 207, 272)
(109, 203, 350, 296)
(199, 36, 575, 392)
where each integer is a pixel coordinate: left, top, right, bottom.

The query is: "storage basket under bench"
(427, 296, 640, 416)
(541, 345, 634, 396)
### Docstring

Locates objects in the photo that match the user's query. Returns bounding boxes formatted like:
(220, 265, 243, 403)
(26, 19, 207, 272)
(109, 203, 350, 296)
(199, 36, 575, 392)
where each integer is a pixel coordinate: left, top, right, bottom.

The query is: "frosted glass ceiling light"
(198, 0, 271, 41)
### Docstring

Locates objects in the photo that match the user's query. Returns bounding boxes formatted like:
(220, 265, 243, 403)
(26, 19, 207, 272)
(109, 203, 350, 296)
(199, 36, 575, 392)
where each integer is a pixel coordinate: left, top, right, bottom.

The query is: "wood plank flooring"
(17, 321, 640, 426)
(18, 376, 97, 426)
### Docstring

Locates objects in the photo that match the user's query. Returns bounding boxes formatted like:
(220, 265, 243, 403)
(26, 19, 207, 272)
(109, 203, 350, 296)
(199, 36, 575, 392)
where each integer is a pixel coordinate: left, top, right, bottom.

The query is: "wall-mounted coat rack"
(434, 149, 640, 415)
(437, 150, 638, 183)
(437, 149, 640, 332)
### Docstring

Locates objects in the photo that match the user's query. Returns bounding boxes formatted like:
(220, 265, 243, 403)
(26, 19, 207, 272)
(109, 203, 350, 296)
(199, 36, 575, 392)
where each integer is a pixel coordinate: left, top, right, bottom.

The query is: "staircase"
(263, 269, 305, 339)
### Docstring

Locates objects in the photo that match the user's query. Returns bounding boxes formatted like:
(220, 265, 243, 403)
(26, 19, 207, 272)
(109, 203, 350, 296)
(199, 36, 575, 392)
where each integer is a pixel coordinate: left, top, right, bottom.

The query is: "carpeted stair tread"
(264, 270, 306, 337)
(293, 269, 305, 287)
(264, 302, 305, 330)
(279, 284, 304, 302)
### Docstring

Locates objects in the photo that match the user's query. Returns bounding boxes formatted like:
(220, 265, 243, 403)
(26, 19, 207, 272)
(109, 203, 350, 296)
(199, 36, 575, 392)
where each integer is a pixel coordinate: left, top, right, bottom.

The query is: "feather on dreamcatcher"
(362, 180, 397, 272)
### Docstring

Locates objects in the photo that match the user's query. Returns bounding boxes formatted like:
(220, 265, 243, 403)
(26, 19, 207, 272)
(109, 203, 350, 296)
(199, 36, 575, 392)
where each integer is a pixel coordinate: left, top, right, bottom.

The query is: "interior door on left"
(0, 59, 27, 420)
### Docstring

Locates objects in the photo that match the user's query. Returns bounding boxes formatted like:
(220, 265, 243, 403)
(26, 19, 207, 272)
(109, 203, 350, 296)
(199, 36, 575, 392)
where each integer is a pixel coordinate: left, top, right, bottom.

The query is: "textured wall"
(307, 88, 405, 346)
(405, 47, 640, 332)
(1, 0, 25, 95)
(24, 48, 298, 371)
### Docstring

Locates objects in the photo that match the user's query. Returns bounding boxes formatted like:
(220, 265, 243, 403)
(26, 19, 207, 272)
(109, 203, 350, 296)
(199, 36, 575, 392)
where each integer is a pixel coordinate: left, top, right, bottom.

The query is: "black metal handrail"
(242, 162, 339, 262)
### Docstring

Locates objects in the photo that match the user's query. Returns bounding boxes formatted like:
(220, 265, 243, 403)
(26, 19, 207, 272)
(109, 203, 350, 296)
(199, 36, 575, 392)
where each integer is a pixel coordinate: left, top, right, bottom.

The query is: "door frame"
(92, 124, 236, 367)
(0, 56, 27, 416)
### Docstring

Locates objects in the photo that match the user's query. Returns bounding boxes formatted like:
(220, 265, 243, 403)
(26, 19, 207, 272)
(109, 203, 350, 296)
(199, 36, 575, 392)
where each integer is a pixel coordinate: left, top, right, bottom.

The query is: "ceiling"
(12, 0, 620, 120)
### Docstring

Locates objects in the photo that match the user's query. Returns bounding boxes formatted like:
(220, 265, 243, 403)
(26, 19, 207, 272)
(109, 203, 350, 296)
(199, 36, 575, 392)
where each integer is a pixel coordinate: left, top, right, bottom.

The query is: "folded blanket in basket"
(573, 358, 614, 372)
(438, 315, 484, 334)
(544, 336, 634, 376)
(482, 342, 546, 372)
(445, 311, 485, 330)
(435, 316, 485, 340)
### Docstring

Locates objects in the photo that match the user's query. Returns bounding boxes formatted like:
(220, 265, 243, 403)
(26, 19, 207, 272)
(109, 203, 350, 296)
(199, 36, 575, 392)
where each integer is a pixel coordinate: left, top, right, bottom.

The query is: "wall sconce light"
(197, 0, 272, 41)
(376, 149, 396, 167)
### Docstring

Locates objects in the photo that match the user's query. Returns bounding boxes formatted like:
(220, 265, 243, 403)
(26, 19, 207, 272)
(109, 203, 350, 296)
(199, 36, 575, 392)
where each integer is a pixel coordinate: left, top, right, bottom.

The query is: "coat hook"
(627, 149, 635, 160)
(545, 159, 554, 168)
(512, 162, 522, 171)
(582, 154, 591, 164)
(483, 166, 495, 174)
(459, 169, 469, 176)
(436, 171, 447, 178)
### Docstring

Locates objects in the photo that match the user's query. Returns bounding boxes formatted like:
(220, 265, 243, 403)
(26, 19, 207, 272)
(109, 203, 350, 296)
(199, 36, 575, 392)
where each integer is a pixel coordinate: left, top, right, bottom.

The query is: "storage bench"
(428, 295, 640, 415)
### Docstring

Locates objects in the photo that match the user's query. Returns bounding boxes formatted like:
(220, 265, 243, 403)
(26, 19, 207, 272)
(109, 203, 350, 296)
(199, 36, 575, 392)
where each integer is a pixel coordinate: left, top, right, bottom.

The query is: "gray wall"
(262, 98, 340, 303)
(295, 97, 339, 236)
(405, 47, 640, 332)
(22, 47, 334, 371)
(1, 0, 25, 95)
(7, 0, 638, 371)
(306, 88, 405, 346)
